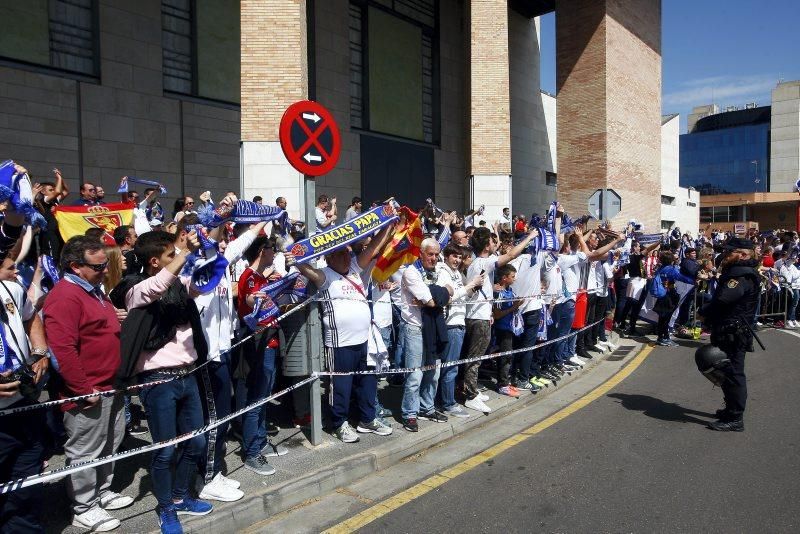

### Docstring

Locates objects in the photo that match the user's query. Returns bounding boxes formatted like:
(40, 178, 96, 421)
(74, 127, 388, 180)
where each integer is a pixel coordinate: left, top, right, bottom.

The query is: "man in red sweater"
(44, 235, 132, 532)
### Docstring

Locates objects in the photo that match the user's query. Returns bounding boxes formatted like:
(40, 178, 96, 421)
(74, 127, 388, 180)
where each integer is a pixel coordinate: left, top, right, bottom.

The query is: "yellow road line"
(323, 344, 654, 534)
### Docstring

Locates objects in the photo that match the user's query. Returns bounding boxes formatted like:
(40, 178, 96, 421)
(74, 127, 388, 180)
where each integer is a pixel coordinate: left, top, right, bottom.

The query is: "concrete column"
(770, 81, 800, 193)
(241, 0, 309, 221)
(556, 0, 662, 230)
(469, 0, 512, 223)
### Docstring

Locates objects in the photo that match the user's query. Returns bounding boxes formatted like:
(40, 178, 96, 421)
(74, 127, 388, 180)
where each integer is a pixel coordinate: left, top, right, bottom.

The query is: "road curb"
(184, 335, 639, 533)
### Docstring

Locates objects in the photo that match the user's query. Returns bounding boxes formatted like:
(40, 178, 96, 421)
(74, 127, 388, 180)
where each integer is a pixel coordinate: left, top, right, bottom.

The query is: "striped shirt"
(319, 257, 371, 348)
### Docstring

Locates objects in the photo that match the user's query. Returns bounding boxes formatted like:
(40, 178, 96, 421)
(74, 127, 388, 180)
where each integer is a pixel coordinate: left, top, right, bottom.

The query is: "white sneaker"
(199, 472, 244, 502)
(569, 356, 586, 367)
(592, 344, 608, 353)
(477, 392, 490, 402)
(219, 472, 241, 489)
(335, 422, 360, 443)
(786, 320, 795, 328)
(99, 492, 133, 511)
(465, 396, 492, 413)
(603, 341, 618, 351)
(72, 507, 120, 532)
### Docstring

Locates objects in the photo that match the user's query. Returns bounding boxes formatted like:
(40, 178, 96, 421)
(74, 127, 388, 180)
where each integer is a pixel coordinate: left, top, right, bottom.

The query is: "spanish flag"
(53, 202, 134, 243)
(372, 206, 424, 283)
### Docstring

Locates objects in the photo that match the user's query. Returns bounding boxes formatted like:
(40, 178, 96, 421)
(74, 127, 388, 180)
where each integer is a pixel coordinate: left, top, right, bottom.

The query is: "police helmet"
(694, 345, 731, 387)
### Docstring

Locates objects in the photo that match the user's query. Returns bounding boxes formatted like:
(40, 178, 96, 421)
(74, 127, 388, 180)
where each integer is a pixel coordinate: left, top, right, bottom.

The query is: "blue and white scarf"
(0, 160, 46, 229)
(117, 176, 167, 195)
(198, 199, 288, 235)
(40, 255, 60, 294)
(180, 225, 229, 293)
(243, 272, 301, 331)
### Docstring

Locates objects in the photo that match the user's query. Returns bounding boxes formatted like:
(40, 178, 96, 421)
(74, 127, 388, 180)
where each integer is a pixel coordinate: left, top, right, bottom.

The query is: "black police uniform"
(700, 257, 760, 429)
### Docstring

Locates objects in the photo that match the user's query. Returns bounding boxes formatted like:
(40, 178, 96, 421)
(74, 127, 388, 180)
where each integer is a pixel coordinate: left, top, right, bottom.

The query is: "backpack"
(650, 269, 667, 299)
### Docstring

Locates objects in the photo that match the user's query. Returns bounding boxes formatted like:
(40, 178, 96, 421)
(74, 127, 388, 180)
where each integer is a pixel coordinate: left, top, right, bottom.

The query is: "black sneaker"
(418, 411, 448, 423)
(555, 364, 573, 375)
(707, 418, 744, 432)
(539, 370, 559, 382)
(402, 417, 419, 432)
(547, 365, 565, 377)
(577, 349, 594, 360)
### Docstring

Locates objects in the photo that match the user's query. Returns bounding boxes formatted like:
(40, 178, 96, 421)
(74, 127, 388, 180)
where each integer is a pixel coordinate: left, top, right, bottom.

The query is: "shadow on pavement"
(607, 393, 714, 426)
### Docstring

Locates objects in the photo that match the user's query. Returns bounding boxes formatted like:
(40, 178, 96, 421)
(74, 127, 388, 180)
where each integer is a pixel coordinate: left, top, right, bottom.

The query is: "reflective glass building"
(679, 106, 771, 195)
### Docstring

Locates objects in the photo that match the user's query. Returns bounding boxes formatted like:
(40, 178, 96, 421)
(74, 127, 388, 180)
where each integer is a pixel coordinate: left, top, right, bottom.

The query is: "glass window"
(679, 122, 769, 194)
(0, 0, 97, 77)
(162, 0, 240, 104)
(545, 171, 557, 186)
(350, 0, 438, 144)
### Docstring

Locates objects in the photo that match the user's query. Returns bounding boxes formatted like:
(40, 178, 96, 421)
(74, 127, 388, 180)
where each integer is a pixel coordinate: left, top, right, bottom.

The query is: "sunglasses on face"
(186, 201, 195, 206)
(81, 261, 108, 272)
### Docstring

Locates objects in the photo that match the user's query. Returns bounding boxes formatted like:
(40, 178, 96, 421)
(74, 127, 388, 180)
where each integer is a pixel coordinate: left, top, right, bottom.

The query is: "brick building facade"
(0, 0, 662, 228)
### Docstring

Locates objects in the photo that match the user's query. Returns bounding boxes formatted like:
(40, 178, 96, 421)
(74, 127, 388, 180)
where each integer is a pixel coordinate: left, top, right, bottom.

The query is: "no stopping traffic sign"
(279, 100, 341, 176)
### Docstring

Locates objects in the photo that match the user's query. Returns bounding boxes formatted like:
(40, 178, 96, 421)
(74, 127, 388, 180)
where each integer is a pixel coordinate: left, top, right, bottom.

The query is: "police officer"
(699, 238, 760, 431)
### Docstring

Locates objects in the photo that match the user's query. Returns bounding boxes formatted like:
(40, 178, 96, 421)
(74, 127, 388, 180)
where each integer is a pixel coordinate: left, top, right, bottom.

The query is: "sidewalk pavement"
(40, 332, 640, 533)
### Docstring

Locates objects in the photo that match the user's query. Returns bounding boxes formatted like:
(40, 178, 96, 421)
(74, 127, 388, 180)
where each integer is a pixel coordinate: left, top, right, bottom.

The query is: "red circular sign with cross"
(279, 100, 341, 176)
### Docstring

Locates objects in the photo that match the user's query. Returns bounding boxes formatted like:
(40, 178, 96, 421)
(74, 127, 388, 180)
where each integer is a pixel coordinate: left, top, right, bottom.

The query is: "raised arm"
(289, 253, 326, 288)
(358, 219, 395, 270)
(498, 227, 539, 267)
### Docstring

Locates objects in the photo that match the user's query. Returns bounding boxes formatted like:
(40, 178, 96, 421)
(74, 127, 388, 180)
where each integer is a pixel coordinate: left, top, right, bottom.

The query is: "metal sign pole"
(303, 175, 323, 446)
(601, 188, 608, 222)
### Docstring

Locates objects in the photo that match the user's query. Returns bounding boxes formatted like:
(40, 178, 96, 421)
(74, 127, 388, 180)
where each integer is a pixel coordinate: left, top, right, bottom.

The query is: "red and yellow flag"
(372, 206, 424, 283)
(53, 202, 134, 243)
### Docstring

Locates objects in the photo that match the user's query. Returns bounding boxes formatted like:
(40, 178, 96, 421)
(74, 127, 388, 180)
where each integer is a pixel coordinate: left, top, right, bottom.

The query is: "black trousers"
(721, 345, 747, 418)
(0, 401, 45, 533)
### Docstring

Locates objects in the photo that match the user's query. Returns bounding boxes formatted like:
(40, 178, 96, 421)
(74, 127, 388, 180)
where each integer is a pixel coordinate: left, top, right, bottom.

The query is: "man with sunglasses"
(71, 182, 99, 206)
(43, 236, 133, 531)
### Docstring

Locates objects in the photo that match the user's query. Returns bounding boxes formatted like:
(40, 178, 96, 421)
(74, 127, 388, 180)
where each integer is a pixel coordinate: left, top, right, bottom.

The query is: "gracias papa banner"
(54, 202, 135, 242)
(290, 205, 398, 264)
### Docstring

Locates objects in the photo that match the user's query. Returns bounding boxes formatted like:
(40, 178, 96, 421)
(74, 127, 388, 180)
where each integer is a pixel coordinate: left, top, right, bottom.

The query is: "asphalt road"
(358, 330, 800, 534)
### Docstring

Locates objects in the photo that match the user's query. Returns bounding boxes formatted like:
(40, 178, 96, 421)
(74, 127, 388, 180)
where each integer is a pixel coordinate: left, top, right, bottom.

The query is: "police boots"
(707, 418, 744, 432)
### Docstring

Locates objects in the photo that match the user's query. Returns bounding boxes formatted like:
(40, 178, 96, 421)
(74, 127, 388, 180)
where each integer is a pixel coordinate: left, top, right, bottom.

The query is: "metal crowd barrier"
(683, 274, 789, 337)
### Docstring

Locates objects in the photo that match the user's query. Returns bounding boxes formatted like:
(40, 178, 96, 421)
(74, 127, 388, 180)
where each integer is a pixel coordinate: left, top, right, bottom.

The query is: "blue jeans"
(242, 341, 277, 460)
(138, 373, 206, 508)
(437, 326, 465, 410)
(545, 301, 575, 364)
(789, 289, 799, 321)
(400, 323, 441, 418)
(377, 324, 393, 364)
(329, 343, 376, 428)
(517, 309, 542, 381)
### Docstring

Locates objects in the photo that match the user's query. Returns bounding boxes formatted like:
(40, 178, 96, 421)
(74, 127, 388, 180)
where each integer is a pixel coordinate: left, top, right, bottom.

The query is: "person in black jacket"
(699, 238, 760, 432)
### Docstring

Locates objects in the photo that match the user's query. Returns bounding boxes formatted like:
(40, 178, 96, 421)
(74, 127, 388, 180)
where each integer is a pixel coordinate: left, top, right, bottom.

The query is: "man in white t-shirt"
(435, 243, 483, 417)
(497, 207, 512, 232)
(510, 249, 550, 390)
(573, 229, 624, 360)
(509, 203, 563, 390)
(398, 239, 453, 432)
(462, 225, 538, 413)
(292, 221, 393, 443)
(314, 194, 337, 234)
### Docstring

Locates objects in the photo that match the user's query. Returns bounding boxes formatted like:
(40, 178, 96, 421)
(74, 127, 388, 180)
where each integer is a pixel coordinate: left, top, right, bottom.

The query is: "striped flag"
(53, 202, 134, 243)
(371, 206, 423, 283)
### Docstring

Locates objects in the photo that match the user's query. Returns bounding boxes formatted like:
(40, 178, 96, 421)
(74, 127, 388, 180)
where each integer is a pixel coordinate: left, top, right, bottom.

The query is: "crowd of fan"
(1, 165, 797, 534)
